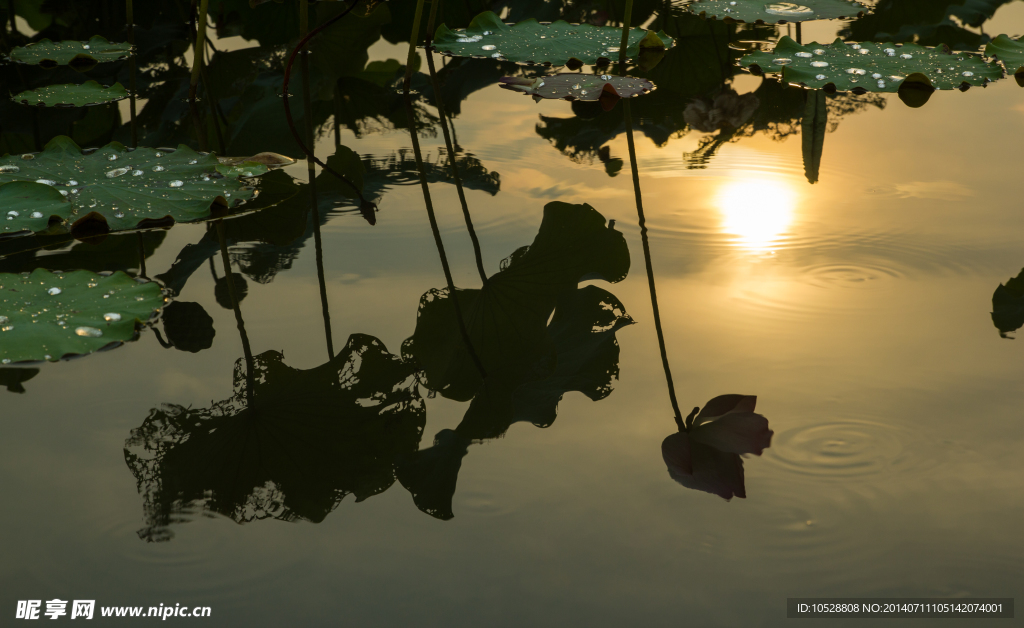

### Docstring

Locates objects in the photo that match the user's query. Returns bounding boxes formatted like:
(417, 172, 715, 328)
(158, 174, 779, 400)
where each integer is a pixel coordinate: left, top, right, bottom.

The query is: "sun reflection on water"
(716, 178, 798, 252)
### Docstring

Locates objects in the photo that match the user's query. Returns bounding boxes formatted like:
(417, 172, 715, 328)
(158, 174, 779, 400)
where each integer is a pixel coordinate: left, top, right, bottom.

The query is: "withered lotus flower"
(661, 395, 773, 500)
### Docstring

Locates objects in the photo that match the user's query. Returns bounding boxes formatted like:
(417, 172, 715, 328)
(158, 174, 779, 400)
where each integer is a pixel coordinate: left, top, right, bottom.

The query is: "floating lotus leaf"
(8, 36, 133, 70)
(985, 35, 1024, 76)
(403, 202, 630, 401)
(12, 81, 129, 107)
(685, 0, 867, 23)
(741, 37, 1002, 92)
(0, 137, 267, 233)
(433, 11, 674, 66)
(499, 73, 655, 107)
(0, 182, 73, 238)
(991, 267, 1024, 338)
(0, 268, 163, 364)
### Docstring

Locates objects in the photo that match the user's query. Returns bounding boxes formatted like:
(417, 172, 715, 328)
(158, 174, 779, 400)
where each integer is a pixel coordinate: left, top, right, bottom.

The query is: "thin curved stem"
(404, 0, 486, 379)
(425, 48, 488, 286)
(623, 99, 683, 426)
(216, 220, 255, 405)
(126, 0, 137, 148)
(282, 0, 371, 206)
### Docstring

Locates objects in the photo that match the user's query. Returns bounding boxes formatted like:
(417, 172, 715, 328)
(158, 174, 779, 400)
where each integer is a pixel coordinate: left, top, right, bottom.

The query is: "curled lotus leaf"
(0, 137, 268, 233)
(991, 267, 1024, 338)
(985, 35, 1024, 77)
(685, 0, 867, 24)
(0, 268, 164, 364)
(9, 36, 133, 70)
(499, 74, 655, 107)
(740, 37, 1002, 92)
(12, 81, 129, 107)
(433, 11, 674, 66)
(0, 182, 74, 239)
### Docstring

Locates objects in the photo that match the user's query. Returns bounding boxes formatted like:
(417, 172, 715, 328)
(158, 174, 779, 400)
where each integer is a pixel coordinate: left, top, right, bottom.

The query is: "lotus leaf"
(0, 268, 163, 364)
(403, 202, 630, 401)
(124, 335, 425, 540)
(398, 285, 634, 520)
(498, 74, 655, 105)
(0, 181, 73, 238)
(991, 268, 1024, 338)
(0, 137, 265, 233)
(685, 0, 867, 23)
(433, 11, 674, 66)
(0, 367, 39, 393)
(8, 36, 133, 70)
(12, 81, 129, 107)
(741, 37, 1002, 92)
(985, 35, 1024, 76)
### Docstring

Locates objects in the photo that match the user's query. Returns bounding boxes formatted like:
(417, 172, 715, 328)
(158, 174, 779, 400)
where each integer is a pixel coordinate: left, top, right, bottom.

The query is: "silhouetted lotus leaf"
(0, 367, 39, 393)
(8, 36, 133, 70)
(433, 11, 673, 66)
(124, 335, 425, 541)
(403, 202, 630, 401)
(157, 301, 215, 353)
(355, 150, 501, 201)
(478, 285, 635, 435)
(741, 37, 1001, 92)
(842, 0, 1012, 52)
(662, 395, 773, 500)
(315, 145, 376, 224)
(399, 286, 633, 520)
(499, 74, 655, 110)
(686, 0, 866, 24)
(0, 137, 268, 234)
(991, 267, 1024, 338)
(0, 181, 73, 239)
(985, 35, 1024, 77)
(396, 429, 470, 521)
(12, 81, 129, 107)
(0, 230, 166, 275)
(0, 268, 163, 364)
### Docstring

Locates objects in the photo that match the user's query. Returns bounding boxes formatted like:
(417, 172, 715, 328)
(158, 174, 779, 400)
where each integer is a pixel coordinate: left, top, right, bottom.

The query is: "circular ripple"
(766, 420, 907, 480)
(802, 263, 904, 288)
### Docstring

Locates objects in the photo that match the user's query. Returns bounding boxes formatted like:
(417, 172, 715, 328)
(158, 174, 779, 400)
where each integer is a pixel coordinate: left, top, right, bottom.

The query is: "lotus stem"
(299, 0, 315, 184)
(281, 0, 370, 205)
(187, 0, 209, 150)
(618, 0, 634, 69)
(425, 0, 488, 286)
(404, 0, 487, 379)
(623, 98, 684, 426)
(216, 220, 255, 404)
(126, 0, 137, 148)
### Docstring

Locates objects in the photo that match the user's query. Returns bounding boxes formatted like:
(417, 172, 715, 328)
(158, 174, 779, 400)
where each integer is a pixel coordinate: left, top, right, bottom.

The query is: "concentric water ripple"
(802, 263, 904, 288)
(766, 419, 911, 480)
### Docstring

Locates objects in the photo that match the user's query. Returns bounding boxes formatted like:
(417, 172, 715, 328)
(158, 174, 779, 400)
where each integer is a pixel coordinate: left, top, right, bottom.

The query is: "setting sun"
(716, 178, 798, 252)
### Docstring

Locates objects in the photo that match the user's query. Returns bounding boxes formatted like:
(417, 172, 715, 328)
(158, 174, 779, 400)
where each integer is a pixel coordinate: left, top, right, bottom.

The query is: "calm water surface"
(1, 2, 1023, 626)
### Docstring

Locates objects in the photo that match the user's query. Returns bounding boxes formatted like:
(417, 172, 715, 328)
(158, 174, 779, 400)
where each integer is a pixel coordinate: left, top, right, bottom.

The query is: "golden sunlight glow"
(716, 178, 798, 252)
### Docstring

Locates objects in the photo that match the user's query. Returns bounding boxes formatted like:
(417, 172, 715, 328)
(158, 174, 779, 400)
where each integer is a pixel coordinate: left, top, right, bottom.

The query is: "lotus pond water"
(1, 0, 1022, 626)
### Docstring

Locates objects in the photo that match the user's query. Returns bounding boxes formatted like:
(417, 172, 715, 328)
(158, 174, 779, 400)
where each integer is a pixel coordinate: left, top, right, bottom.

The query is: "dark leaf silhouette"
(991, 268, 1024, 338)
(403, 202, 629, 401)
(124, 335, 424, 541)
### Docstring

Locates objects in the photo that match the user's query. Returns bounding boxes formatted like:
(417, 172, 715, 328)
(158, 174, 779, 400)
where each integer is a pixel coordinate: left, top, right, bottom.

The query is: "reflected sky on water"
(1, 2, 1024, 626)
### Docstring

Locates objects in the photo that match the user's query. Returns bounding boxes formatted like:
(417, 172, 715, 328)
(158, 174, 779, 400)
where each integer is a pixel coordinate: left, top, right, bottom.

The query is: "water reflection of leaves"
(399, 286, 635, 519)
(403, 202, 630, 401)
(991, 268, 1024, 339)
(662, 395, 773, 500)
(841, 0, 1015, 51)
(0, 367, 40, 394)
(124, 335, 425, 541)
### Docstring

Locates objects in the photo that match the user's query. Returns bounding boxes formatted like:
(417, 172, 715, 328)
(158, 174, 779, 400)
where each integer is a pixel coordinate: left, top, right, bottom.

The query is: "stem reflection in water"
(403, 0, 486, 378)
